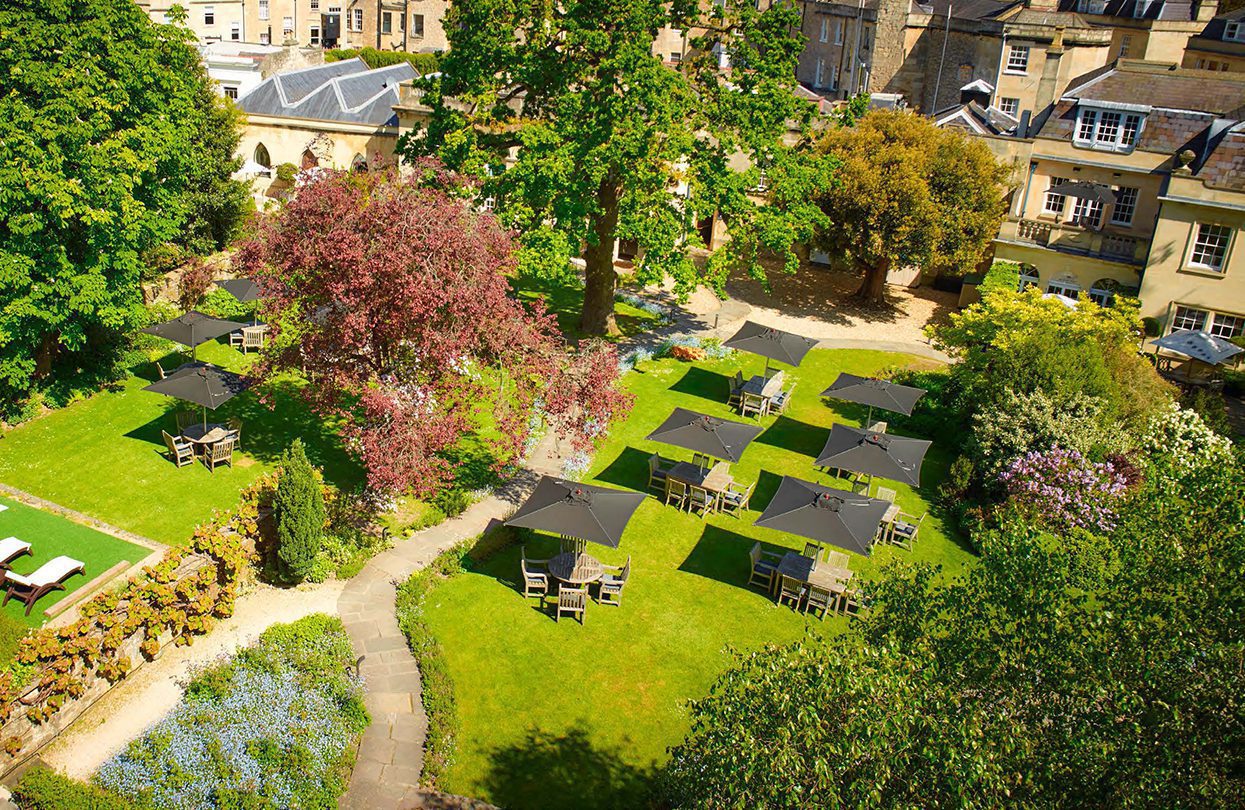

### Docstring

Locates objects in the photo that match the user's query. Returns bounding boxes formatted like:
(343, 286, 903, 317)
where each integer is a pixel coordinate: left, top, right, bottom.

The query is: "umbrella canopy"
(140, 311, 247, 357)
(645, 407, 764, 464)
(143, 362, 251, 412)
(216, 278, 261, 303)
(815, 424, 931, 487)
(820, 373, 926, 417)
(1047, 180, 1116, 205)
(753, 475, 891, 556)
(1151, 329, 1244, 367)
(1042, 292, 1079, 309)
(723, 321, 819, 368)
(505, 476, 646, 549)
(232, 158, 272, 178)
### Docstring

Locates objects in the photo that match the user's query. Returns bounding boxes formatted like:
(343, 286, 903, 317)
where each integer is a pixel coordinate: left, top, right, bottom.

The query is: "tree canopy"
(664, 448, 1245, 807)
(236, 166, 631, 495)
(813, 109, 1010, 302)
(0, 0, 247, 413)
(404, 0, 836, 335)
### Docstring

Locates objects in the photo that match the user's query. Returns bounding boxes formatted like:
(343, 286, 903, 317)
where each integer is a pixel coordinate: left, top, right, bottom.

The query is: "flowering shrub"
(671, 344, 706, 362)
(655, 334, 737, 360)
(95, 614, 367, 809)
(1140, 403, 1233, 488)
(613, 290, 674, 324)
(999, 447, 1129, 533)
(561, 451, 593, 481)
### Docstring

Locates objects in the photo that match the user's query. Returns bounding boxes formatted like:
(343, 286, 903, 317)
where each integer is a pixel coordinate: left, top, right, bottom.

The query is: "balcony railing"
(999, 219, 1147, 265)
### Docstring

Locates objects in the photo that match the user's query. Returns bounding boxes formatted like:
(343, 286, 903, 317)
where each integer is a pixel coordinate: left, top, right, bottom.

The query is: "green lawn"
(512, 274, 663, 340)
(420, 349, 975, 808)
(0, 494, 149, 639)
(0, 340, 362, 546)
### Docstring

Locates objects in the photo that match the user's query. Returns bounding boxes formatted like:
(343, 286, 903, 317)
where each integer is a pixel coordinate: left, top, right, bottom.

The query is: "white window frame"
(1071, 197, 1104, 230)
(310, 24, 321, 44)
(814, 57, 825, 88)
(203, 5, 215, 24)
(1019, 270, 1040, 291)
(1073, 106, 1145, 152)
(230, 21, 240, 40)
(1005, 45, 1030, 74)
(1172, 305, 1208, 332)
(1047, 279, 1081, 298)
(819, 18, 828, 42)
(1210, 312, 1245, 338)
(1110, 187, 1139, 226)
(259, 31, 270, 44)
(834, 19, 844, 45)
(310, 0, 319, 9)
(1188, 222, 1232, 272)
(411, 12, 424, 37)
(1228, 21, 1245, 42)
(998, 97, 1019, 116)
(1043, 177, 1068, 216)
(282, 15, 293, 34)
(258, 0, 269, 20)
(223, 85, 239, 100)
(382, 11, 392, 33)
(351, 8, 363, 31)
(831, 63, 840, 90)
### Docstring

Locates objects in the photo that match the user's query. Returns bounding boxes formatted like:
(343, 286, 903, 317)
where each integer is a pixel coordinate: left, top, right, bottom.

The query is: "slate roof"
(237, 59, 419, 126)
(918, 0, 1019, 20)
(1054, 0, 1200, 21)
(1064, 64, 1245, 116)
(1188, 8, 1245, 50)
(1192, 124, 1245, 191)
(934, 101, 1020, 135)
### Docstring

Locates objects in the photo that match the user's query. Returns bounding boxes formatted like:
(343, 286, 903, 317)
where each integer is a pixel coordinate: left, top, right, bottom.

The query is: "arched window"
(253, 143, 271, 169)
(1088, 278, 1120, 307)
(301, 149, 319, 170)
(1018, 264, 1040, 291)
(351, 153, 368, 172)
(1046, 273, 1081, 298)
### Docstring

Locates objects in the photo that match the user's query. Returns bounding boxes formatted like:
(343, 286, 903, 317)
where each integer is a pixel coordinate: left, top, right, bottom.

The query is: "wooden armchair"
(804, 585, 836, 620)
(748, 542, 781, 591)
(597, 556, 630, 607)
(825, 550, 850, 570)
(769, 382, 796, 415)
(226, 417, 243, 451)
(890, 512, 925, 550)
(204, 438, 235, 472)
(229, 329, 246, 351)
(691, 452, 713, 469)
(802, 542, 822, 564)
(727, 371, 746, 407)
(520, 546, 549, 599)
(241, 326, 266, 353)
(665, 478, 689, 511)
(721, 480, 755, 516)
(161, 430, 195, 468)
(874, 485, 897, 503)
(778, 575, 805, 609)
(175, 411, 196, 432)
(648, 453, 674, 494)
(555, 585, 587, 624)
(740, 392, 769, 420)
(687, 485, 714, 515)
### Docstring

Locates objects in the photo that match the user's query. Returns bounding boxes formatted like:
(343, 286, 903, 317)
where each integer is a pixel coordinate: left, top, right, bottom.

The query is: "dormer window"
(1227, 21, 1245, 42)
(1073, 106, 1146, 152)
(1134, 0, 1157, 18)
(1077, 0, 1106, 12)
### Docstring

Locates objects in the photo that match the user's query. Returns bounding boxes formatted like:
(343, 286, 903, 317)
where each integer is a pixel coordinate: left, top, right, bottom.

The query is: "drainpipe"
(931, 0, 953, 112)
(848, 0, 864, 98)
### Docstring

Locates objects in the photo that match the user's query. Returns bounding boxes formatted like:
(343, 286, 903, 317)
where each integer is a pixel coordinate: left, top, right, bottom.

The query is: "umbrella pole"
(865, 405, 874, 429)
(203, 407, 207, 430)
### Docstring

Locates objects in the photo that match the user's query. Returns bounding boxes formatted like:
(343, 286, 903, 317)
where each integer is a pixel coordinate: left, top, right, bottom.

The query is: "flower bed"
(95, 614, 367, 809)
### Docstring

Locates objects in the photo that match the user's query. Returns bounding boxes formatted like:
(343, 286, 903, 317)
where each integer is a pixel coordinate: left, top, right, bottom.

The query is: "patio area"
(415, 347, 974, 808)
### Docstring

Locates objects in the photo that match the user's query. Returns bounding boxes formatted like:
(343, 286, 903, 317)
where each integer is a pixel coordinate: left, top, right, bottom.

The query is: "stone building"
(1182, 8, 1245, 72)
(986, 61, 1245, 338)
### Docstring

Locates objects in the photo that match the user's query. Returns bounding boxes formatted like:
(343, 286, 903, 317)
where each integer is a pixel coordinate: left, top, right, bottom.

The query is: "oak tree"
(404, 0, 835, 335)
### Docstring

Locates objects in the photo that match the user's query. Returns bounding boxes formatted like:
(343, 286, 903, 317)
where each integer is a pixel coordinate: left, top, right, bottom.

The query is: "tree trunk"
(854, 258, 890, 303)
(581, 179, 621, 337)
(34, 332, 58, 379)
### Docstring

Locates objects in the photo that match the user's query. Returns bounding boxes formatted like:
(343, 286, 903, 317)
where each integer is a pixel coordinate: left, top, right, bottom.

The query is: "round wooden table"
(547, 552, 605, 585)
(182, 423, 229, 446)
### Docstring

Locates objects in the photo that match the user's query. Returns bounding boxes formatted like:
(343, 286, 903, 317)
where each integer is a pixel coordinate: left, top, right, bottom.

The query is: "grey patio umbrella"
(645, 407, 764, 464)
(815, 424, 932, 488)
(753, 475, 891, 557)
(723, 320, 819, 374)
(1047, 180, 1116, 205)
(505, 476, 646, 549)
(821, 373, 926, 425)
(216, 278, 261, 303)
(143, 362, 251, 428)
(140, 311, 247, 360)
(1151, 329, 1243, 367)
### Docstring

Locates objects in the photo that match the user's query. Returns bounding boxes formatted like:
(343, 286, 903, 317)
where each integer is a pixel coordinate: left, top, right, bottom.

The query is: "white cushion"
(6, 555, 83, 588)
(0, 537, 31, 561)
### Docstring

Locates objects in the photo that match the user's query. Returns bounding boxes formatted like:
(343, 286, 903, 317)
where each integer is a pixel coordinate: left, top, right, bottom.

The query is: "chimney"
(1196, 0, 1219, 22)
(1027, 0, 1060, 12)
(1033, 27, 1066, 114)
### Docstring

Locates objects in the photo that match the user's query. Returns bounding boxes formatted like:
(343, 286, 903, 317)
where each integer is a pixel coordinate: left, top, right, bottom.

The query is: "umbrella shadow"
(753, 469, 788, 512)
(755, 415, 828, 458)
(479, 723, 657, 810)
(677, 525, 769, 588)
(668, 367, 733, 404)
(594, 447, 653, 493)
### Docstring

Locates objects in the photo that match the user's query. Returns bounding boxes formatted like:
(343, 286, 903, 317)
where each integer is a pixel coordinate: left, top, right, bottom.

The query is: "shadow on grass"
(753, 469, 787, 512)
(668, 367, 732, 405)
(480, 724, 658, 810)
(594, 447, 653, 493)
(756, 415, 828, 459)
(678, 524, 776, 588)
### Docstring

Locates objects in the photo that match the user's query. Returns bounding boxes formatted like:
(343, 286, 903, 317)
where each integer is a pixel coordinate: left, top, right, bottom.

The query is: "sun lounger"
(0, 537, 32, 571)
(3, 556, 85, 616)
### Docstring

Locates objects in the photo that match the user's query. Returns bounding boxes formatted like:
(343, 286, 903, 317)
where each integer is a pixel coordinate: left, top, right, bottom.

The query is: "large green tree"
(664, 452, 1245, 807)
(0, 0, 246, 409)
(404, 0, 835, 335)
(814, 109, 1010, 302)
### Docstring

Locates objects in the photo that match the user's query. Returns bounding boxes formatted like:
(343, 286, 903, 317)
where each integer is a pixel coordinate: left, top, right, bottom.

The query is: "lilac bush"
(999, 446, 1129, 533)
(95, 615, 367, 809)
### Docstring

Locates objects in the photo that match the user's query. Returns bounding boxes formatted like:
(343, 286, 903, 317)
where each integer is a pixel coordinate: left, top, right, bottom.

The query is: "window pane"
(1110, 187, 1138, 225)
(1210, 313, 1244, 338)
(1077, 110, 1097, 141)
(1043, 177, 1067, 215)
(1007, 46, 1029, 71)
(1096, 111, 1121, 143)
(1121, 114, 1141, 146)
(1190, 223, 1231, 270)
(1072, 197, 1103, 229)
(1172, 306, 1208, 331)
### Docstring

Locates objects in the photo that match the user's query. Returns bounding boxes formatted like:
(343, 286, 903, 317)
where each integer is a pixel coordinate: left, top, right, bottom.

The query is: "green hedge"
(324, 47, 439, 74)
(12, 767, 129, 810)
(393, 527, 518, 786)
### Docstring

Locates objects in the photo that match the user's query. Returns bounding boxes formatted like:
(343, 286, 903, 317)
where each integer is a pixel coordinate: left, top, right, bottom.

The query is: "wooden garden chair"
(769, 382, 796, 415)
(175, 411, 196, 432)
(748, 542, 781, 591)
(161, 430, 195, 468)
(801, 542, 821, 565)
(229, 329, 246, 351)
(778, 575, 805, 610)
(825, 550, 850, 570)
(3, 556, 85, 616)
(648, 453, 674, 494)
(204, 437, 235, 472)
(690, 452, 713, 469)
(727, 371, 746, 407)
(740, 392, 769, 420)
(597, 556, 630, 607)
(665, 478, 689, 511)
(687, 484, 714, 515)
(874, 486, 897, 504)
(804, 584, 836, 620)
(520, 546, 549, 599)
(839, 588, 864, 618)
(226, 417, 243, 451)
(555, 585, 587, 624)
(721, 480, 755, 516)
(891, 512, 925, 551)
(241, 326, 266, 353)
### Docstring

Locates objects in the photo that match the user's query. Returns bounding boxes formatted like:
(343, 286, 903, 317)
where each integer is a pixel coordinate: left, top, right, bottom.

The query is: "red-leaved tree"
(234, 164, 632, 495)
